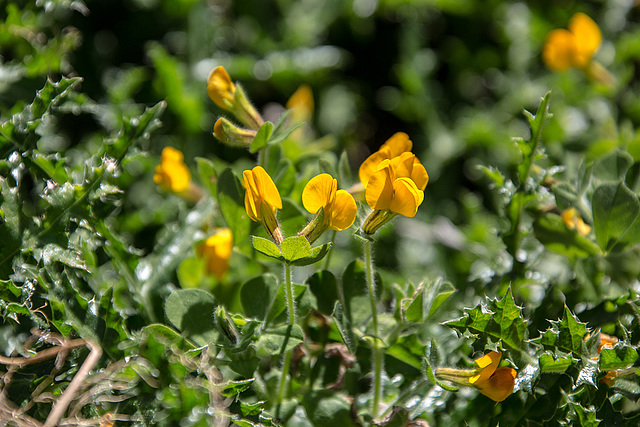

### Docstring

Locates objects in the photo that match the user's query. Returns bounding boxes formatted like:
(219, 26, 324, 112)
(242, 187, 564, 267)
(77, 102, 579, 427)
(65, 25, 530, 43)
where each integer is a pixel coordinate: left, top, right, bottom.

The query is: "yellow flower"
(359, 132, 414, 187)
(286, 84, 314, 125)
(153, 147, 191, 193)
(365, 159, 424, 218)
(543, 12, 601, 71)
(561, 207, 591, 236)
(299, 174, 357, 243)
(243, 166, 283, 244)
(197, 228, 233, 279)
(469, 351, 517, 402)
(207, 66, 236, 111)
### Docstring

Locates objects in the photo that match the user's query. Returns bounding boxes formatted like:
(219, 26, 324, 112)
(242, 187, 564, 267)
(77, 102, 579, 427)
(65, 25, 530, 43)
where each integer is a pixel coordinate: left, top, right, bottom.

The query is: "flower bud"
(214, 118, 257, 148)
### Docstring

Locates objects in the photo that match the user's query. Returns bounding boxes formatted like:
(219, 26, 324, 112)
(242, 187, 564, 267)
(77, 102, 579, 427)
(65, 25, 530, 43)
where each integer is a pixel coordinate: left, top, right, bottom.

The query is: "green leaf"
(534, 306, 587, 356)
(599, 345, 639, 370)
(219, 378, 255, 397)
(553, 182, 578, 210)
(539, 352, 573, 373)
(593, 150, 634, 183)
(302, 390, 357, 427)
(306, 270, 339, 315)
(445, 287, 527, 351)
(518, 91, 552, 186)
(240, 274, 279, 320)
(342, 260, 375, 327)
(478, 165, 505, 187)
(533, 214, 601, 260)
(255, 324, 304, 355)
(195, 156, 218, 196)
(140, 323, 196, 351)
(252, 235, 283, 261)
(280, 235, 311, 263)
(249, 121, 274, 153)
(423, 339, 459, 392)
(218, 168, 251, 246)
(291, 242, 332, 267)
(164, 288, 219, 346)
(592, 181, 640, 252)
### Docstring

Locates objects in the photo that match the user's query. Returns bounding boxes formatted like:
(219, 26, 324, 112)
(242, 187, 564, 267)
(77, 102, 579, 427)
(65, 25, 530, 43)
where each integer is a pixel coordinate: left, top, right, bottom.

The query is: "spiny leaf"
(534, 306, 588, 356)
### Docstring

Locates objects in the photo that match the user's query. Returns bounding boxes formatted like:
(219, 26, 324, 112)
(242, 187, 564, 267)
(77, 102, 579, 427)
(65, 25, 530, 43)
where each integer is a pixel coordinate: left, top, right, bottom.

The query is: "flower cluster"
(359, 132, 429, 235)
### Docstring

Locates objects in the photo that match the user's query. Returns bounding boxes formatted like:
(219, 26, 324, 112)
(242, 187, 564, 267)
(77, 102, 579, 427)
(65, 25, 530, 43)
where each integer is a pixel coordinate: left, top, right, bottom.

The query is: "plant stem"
(277, 262, 295, 409)
(322, 229, 337, 270)
(364, 240, 383, 419)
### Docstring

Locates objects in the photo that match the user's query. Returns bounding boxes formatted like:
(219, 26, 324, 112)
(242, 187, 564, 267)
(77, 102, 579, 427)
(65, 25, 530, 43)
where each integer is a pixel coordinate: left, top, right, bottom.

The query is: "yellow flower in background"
(365, 159, 424, 218)
(286, 84, 314, 125)
(469, 351, 517, 402)
(299, 174, 357, 243)
(197, 228, 233, 279)
(542, 12, 601, 72)
(243, 166, 283, 244)
(154, 147, 191, 193)
(207, 66, 236, 111)
(561, 207, 591, 236)
(359, 132, 413, 187)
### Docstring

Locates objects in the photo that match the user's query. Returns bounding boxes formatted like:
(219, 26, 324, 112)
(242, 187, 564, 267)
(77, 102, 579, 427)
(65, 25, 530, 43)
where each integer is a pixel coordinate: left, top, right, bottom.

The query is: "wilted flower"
(299, 173, 357, 243)
(197, 228, 233, 279)
(243, 166, 283, 244)
(435, 351, 517, 403)
(562, 207, 591, 236)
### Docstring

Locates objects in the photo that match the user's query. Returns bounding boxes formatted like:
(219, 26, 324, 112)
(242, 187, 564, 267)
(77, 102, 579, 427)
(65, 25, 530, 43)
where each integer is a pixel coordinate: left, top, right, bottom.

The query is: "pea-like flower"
(359, 132, 414, 187)
(286, 84, 314, 126)
(154, 147, 191, 193)
(542, 13, 613, 85)
(299, 174, 357, 243)
(469, 351, 517, 402)
(561, 207, 591, 236)
(197, 228, 233, 279)
(243, 166, 283, 244)
(361, 157, 428, 235)
(435, 351, 517, 403)
(207, 66, 264, 130)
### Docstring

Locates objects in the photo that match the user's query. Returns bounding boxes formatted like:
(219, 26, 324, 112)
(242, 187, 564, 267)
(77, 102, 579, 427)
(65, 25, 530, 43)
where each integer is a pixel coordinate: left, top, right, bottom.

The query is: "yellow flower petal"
(469, 351, 501, 385)
(207, 66, 236, 110)
(569, 12, 601, 68)
(243, 169, 260, 221)
(410, 160, 429, 191)
(302, 173, 337, 215)
(365, 161, 395, 211)
(329, 190, 357, 230)
(286, 84, 314, 124)
(251, 166, 283, 210)
(358, 132, 413, 186)
(198, 228, 233, 279)
(543, 29, 578, 71)
(389, 177, 423, 217)
(154, 147, 191, 193)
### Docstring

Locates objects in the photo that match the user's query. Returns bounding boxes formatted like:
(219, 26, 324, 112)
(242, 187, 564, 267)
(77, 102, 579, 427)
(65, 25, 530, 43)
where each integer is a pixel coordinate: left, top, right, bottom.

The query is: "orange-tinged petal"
(569, 12, 601, 67)
(365, 162, 395, 210)
(251, 166, 283, 210)
(329, 190, 357, 230)
(302, 173, 337, 214)
(476, 366, 517, 402)
(543, 29, 578, 71)
(389, 177, 423, 217)
(207, 66, 236, 109)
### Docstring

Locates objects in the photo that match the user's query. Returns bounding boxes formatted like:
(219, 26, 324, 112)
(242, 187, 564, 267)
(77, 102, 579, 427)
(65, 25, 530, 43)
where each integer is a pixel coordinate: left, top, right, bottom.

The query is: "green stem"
(277, 262, 295, 409)
(364, 240, 383, 419)
(322, 229, 337, 270)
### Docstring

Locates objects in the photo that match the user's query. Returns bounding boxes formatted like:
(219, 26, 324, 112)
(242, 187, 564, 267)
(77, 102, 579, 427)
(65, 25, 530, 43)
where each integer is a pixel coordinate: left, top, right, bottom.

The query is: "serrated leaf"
(539, 352, 573, 373)
(518, 91, 552, 186)
(445, 287, 527, 351)
(535, 306, 587, 356)
(592, 181, 640, 252)
(219, 378, 255, 397)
